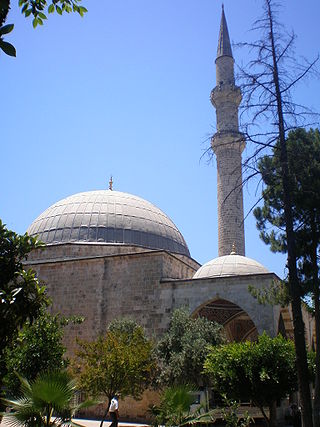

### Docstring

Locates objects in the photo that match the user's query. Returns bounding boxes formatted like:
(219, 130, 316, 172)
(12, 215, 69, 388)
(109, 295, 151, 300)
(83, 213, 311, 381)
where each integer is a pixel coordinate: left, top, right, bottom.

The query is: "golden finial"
(109, 175, 113, 191)
(230, 242, 236, 255)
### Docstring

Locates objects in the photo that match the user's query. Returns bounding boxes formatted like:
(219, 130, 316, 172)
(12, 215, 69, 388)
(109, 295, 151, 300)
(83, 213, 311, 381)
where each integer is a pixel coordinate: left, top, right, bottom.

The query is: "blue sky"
(1, 0, 320, 278)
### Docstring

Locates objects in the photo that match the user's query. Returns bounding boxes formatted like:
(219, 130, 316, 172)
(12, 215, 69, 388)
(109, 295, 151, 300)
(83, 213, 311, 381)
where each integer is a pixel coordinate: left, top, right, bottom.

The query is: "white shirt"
(109, 397, 118, 412)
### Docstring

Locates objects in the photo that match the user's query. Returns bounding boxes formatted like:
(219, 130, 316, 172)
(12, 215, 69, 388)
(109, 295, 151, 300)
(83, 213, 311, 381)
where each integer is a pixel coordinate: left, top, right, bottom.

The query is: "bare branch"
(281, 56, 319, 95)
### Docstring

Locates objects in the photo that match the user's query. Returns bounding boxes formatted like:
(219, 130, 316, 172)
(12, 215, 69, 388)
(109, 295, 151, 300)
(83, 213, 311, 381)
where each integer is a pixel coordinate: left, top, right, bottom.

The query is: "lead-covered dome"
(193, 254, 268, 279)
(27, 190, 190, 256)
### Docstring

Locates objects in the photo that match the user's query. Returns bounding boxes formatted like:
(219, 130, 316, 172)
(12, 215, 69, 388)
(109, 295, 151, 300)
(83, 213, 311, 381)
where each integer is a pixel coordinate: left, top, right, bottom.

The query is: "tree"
(219, 398, 252, 427)
(150, 387, 252, 427)
(73, 318, 155, 427)
(0, 220, 49, 401)
(4, 310, 83, 396)
(2, 370, 95, 427)
(151, 385, 200, 426)
(204, 333, 297, 427)
(254, 127, 320, 425)
(149, 384, 211, 427)
(0, 0, 87, 57)
(238, 1, 319, 424)
(156, 307, 224, 387)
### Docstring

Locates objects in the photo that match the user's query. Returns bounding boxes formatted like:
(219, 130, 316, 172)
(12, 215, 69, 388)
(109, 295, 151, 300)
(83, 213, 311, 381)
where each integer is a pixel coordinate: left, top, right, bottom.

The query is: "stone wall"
(161, 273, 280, 337)
(28, 244, 279, 350)
(27, 245, 199, 354)
(83, 390, 160, 422)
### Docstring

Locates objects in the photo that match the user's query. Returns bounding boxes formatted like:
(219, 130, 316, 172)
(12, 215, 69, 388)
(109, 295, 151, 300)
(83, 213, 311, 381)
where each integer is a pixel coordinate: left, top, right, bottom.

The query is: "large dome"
(193, 254, 269, 279)
(27, 190, 190, 256)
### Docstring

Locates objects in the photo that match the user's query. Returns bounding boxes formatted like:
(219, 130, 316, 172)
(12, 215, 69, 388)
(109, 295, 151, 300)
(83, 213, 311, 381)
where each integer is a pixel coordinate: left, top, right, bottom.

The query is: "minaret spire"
(217, 4, 233, 59)
(211, 6, 246, 257)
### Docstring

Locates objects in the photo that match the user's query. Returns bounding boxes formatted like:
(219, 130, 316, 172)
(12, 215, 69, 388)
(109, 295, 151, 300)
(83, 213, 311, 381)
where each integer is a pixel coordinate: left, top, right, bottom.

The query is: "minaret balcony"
(210, 85, 242, 109)
(211, 130, 246, 155)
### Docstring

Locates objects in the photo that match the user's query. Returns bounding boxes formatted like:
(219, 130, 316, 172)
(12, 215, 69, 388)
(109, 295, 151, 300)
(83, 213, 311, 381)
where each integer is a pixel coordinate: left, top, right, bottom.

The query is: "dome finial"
(230, 242, 237, 255)
(109, 175, 113, 191)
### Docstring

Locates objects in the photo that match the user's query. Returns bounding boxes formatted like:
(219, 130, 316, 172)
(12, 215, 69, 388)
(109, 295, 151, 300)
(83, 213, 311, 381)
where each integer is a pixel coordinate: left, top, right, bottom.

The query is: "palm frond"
(3, 409, 42, 427)
(31, 371, 76, 411)
(2, 370, 95, 427)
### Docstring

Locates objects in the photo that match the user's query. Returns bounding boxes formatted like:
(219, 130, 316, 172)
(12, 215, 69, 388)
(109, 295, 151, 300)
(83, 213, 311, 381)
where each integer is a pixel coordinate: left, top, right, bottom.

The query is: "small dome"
(193, 254, 269, 279)
(27, 190, 190, 257)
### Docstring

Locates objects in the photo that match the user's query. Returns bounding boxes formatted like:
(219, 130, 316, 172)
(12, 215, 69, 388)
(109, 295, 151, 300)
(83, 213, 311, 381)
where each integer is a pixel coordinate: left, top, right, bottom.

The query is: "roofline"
(25, 247, 200, 271)
(31, 240, 191, 258)
(161, 271, 280, 285)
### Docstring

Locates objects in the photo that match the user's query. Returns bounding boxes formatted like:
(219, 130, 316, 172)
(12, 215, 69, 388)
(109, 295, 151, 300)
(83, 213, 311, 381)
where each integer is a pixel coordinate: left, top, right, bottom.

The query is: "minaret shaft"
(211, 8, 245, 257)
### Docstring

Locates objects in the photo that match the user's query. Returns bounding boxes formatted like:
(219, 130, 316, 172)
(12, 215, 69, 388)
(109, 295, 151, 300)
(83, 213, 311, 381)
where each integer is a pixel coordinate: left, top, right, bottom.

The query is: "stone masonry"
(211, 7, 246, 257)
(26, 243, 200, 355)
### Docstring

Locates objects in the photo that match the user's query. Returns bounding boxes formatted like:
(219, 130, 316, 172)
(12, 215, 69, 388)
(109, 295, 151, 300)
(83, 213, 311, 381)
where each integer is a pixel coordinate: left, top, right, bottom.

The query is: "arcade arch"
(192, 298, 258, 342)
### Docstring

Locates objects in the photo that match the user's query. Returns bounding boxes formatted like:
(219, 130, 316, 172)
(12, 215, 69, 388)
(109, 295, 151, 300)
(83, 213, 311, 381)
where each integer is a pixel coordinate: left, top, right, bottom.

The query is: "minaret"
(211, 6, 246, 257)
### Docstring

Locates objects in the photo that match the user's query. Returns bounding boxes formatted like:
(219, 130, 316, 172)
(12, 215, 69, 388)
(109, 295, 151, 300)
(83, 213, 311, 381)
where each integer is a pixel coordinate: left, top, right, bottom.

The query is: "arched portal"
(193, 298, 258, 342)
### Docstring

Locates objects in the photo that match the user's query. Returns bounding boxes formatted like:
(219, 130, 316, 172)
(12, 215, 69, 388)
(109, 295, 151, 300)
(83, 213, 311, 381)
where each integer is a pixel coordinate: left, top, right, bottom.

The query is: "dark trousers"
(110, 411, 118, 427)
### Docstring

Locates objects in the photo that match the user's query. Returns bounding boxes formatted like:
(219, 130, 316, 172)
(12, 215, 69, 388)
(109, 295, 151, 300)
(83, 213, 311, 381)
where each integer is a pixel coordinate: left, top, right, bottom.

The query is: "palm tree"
(149, 385, 218, 427)
(2, 370, 96, 427)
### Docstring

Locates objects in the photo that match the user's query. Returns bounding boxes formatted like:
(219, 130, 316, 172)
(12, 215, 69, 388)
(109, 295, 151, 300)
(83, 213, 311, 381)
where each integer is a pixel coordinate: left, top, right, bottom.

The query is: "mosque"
(25, 7, 313, 420)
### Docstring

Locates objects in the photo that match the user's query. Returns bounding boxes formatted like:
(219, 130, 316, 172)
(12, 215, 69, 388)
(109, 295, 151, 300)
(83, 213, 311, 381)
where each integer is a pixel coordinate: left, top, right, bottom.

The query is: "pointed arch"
(192, 298, 258, 342)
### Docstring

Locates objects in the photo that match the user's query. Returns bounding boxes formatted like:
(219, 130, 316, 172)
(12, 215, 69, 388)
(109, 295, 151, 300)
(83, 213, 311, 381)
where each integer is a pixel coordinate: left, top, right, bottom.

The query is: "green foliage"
(150, 386, 252, 427)
(254, 128, 320, 254)
(150, 385, 195, 427)
(156, 307, 224, 387)
(0, 23, 15, 55)
(252, 128, 320, 306)
(2, 370, 96, 427)
(4, 311, 83, 396)
(252, 128, 320, 426)
(107, 316, 142, 337)
(18, 0, 87, 25)
(204, 333, 296, 425)
(74, 318, 155, 401)
(220, 396, 252, 427)
(308, 351, 317, 384)
(0, 220, 49, 391)
(205, 341, 252, 402)
(251, 127, 320, 334)
(0, 0, 87, 56)
(149, 385, 215, 427)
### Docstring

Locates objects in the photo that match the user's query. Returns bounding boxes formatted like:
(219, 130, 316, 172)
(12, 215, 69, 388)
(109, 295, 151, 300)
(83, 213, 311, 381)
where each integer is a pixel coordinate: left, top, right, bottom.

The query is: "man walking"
(109, 395, 119, 427)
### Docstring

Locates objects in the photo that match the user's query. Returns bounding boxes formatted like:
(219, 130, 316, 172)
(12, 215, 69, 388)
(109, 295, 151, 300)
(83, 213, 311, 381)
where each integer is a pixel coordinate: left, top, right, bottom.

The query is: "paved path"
(1, 418, 149, 427)
(73, 419, 149, 427)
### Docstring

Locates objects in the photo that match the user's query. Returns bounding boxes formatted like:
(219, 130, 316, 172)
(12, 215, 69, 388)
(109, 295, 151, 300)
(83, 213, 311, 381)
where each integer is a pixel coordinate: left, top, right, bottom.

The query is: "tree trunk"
(255, 402, 270, 427)
(276, 68, 313, 427)
(269, 401, 277, 427)
(99, 397, 111, 427)
(313, 295, 320, 427)
(311, 216, 320, 427)
(0, 361, 7, 421)
(265, 2, 313, 426)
